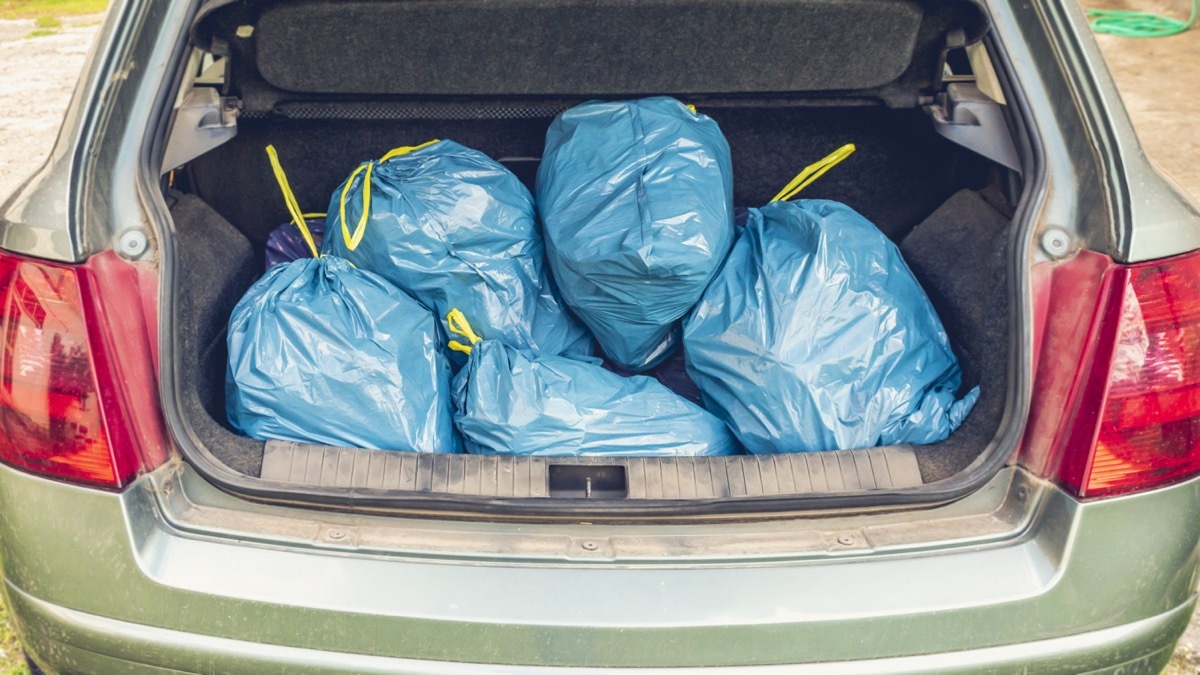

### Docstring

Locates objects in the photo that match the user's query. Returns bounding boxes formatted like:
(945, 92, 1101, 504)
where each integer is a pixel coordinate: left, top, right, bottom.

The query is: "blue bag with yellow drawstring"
(535, 97, 735, 371)
(682, 146, 979, 454)
(225, 148, 461, 453)
(322, 139, 591, 363)
(446, 311, 737, 457)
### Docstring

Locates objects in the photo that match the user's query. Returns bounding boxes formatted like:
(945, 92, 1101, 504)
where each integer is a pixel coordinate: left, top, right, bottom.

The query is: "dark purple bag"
(265, 218, 325, 269)
(601, 346, 701, 404)
(264, 145, 326, 269)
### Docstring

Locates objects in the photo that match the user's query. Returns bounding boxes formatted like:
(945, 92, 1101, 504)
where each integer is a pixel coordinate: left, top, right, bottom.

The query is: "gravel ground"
(0, 16, 98, 199)
(1, 5, 1199, 673)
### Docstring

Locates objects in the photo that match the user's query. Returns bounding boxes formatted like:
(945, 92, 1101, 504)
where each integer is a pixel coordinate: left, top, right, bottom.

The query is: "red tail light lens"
(1058, 250, 1200, 498)
(0, 252, 145, 488)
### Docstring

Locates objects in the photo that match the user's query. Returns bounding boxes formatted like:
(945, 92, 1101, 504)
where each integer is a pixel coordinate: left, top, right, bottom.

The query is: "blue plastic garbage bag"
(683, 200, 979, 454)
(226, 256, 461, 453)
(536, 97, 735, 371)
(265, 217, 325, 269)
(447, 311, 737, 457)
(322, 139, 591, 363)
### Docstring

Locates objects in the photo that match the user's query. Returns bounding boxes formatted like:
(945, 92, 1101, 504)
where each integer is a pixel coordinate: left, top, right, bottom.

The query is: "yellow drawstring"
(265, 145, 321, 258)
(770, 144, 857, 203)
(336, 139, 441, 252)
(380, 139, 441, 163)
(685, 104, 698, 114)
(337, 162, 374, 252)
(446, 308, 483, 355)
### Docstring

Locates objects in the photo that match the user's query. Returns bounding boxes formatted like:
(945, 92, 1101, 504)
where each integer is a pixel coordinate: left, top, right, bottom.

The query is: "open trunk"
(161, 0, 1026, 518)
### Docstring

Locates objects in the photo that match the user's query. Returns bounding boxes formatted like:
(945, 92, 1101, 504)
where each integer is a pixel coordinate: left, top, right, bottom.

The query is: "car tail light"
(0, 249, 164, 489)
(1049, 249, 1200, 499)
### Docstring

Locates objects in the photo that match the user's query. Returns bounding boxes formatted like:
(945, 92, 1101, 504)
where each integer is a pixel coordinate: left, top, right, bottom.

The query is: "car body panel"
(7, 584, 1190, 674)
(0, 0, 1199, 670)
(1, 461, 1198, 670)
(1029, 0, 1200, 262)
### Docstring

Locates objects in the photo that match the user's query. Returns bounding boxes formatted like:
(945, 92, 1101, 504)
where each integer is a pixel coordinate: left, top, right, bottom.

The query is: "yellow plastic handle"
(446, 308, 483, 355)
(770, 143, 857, 203)
(335, 139, 442, 253)
(379, 139, 441, 163)
(265, 145, 320, 258)
(337, 162, 374, 252)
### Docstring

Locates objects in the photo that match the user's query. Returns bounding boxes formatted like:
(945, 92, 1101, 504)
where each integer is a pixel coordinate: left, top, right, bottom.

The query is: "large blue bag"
(683, 200, 979, 454)
(536, 97, 734, 371)
(323, 139, 591, 362)
(226, 256, 461, 453)
(447, 312, 737, 457)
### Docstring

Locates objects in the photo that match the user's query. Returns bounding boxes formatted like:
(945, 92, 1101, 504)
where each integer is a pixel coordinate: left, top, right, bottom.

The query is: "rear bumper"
(1, 462, 1199, 672)
(9, 583, 1193, 674)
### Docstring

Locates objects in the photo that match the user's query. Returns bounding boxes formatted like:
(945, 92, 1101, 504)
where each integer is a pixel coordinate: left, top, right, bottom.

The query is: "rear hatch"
(159, 0, 1030, 518)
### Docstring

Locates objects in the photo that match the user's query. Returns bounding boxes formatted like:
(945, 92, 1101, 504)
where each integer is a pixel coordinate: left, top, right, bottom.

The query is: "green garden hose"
(1088, 0, 1198, 37)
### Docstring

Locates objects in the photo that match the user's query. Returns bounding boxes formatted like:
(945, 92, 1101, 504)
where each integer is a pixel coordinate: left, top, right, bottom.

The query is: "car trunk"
(160, 0, 1025, 518)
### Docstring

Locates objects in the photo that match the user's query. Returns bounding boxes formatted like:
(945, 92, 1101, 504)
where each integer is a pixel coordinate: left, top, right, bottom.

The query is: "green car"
(1, 0, 1199, 671)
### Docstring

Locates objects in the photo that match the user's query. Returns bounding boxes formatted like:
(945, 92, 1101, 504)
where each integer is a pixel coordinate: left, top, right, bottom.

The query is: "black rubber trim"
(260, 442, 924, 498)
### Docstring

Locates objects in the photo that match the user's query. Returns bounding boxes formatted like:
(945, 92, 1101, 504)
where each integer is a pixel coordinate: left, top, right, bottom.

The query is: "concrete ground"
(1092, 0, 1200, 200)
(0, 3, 1199, 672)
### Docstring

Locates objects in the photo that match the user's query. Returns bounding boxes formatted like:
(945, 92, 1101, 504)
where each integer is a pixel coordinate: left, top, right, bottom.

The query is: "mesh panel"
(243, 102, 572, 121)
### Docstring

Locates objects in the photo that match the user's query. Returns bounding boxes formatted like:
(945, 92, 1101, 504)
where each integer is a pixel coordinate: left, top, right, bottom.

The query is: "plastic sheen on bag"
(322, 139, 591, 363)
(226, 256, 461, 453)
(536, 97, 735, 371)
(684, 199, 979, 454)
(447, 311, 737, 457)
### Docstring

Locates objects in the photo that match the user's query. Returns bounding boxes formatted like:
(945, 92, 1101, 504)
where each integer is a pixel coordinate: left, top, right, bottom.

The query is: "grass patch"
(23, 28, 56, 37)
(0, 0, 107, 20)
(0, 592, 27, 675)
(33, 14, 59, 27)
